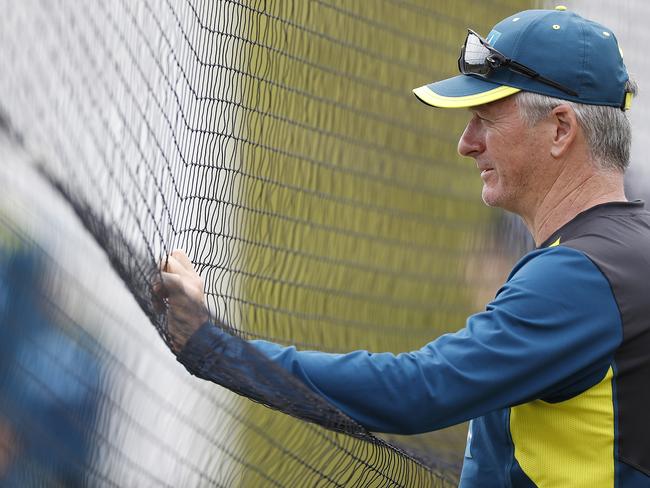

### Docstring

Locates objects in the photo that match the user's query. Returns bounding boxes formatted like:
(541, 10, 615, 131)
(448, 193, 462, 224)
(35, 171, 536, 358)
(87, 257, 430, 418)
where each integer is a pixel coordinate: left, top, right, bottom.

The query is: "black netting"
(0, 0, 534, 485)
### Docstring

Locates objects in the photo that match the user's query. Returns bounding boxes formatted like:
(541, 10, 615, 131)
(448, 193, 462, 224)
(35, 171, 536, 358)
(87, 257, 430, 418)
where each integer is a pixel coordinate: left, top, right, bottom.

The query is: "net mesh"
(0, 0, 533, 485)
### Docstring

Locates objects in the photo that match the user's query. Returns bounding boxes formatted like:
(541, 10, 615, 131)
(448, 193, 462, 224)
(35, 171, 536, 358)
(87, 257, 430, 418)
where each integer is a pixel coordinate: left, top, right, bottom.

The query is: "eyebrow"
(469, 107, 488, 117)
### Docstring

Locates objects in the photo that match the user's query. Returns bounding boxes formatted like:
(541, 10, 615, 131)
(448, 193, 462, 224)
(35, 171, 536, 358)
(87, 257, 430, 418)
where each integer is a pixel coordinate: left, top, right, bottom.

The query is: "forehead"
(470, 94, 519, 117)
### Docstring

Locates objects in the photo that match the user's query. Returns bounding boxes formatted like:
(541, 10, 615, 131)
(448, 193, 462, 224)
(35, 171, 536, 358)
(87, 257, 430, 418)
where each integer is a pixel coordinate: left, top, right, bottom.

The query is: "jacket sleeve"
(182, 246, 623, 434)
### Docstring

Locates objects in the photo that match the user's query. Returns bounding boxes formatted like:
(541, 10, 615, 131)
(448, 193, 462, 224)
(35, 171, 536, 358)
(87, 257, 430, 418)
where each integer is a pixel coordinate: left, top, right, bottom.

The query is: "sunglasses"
(458, 29, 578, 97)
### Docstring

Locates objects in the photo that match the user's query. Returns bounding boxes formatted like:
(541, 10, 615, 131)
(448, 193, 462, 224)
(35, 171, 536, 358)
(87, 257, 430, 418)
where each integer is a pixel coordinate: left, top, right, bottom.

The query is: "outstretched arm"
(156, 248, 621, 434)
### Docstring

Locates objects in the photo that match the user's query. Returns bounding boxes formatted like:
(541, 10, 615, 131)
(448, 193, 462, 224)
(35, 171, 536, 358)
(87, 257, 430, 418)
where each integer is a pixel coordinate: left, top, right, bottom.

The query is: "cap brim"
(413, 75, 520, 108)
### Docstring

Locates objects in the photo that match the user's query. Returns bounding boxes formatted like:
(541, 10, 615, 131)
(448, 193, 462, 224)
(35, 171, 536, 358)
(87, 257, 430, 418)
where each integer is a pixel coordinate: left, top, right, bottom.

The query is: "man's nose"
(457, 118, 484, 158)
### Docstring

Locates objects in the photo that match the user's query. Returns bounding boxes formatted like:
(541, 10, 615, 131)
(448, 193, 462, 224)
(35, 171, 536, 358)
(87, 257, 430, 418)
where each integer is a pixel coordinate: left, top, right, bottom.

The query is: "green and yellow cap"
(414, 7, 631, 110)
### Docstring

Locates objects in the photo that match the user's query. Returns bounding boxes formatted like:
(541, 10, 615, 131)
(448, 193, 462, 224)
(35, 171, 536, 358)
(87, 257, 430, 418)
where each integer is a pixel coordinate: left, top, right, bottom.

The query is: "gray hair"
(515, 79, 637, 172)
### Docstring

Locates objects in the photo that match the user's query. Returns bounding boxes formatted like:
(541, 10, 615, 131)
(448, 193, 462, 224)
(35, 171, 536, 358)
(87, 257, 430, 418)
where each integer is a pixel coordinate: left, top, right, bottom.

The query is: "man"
(156, 7, 650, 486)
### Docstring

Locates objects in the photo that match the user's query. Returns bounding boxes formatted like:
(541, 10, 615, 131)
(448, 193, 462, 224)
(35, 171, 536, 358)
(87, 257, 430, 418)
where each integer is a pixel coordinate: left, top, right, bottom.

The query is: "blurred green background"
(234, 1, 533, 484)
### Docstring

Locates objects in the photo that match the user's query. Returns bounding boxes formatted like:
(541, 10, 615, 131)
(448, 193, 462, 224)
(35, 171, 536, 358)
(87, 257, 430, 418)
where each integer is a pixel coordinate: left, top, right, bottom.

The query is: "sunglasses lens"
(460, 33, 492, 75)
(457, 30, 578, 98)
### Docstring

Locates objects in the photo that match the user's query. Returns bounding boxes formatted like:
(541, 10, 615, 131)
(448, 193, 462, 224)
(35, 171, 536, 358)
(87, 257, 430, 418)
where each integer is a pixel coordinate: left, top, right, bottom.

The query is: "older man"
(157, 7, 649, 487)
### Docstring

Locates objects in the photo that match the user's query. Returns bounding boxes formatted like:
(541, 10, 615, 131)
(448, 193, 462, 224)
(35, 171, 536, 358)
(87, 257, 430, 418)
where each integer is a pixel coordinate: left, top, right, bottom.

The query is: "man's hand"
(154, 250, 209, 353)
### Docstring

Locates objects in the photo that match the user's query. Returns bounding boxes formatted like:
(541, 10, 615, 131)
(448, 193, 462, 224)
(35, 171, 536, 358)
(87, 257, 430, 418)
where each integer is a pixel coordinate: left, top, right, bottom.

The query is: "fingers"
(161, 250, 194, 275)
(161, 252, 200, 282)
(161, 255, 184, 275)
(155, 250, 203, 301)
(160, 273, 209, 353)
(150, 272, 182, 314)
(151, 281, 166, 314)
(157, 267, 206, 308)
(171, 249, 194, 272)
(156, 271, 184, 297)
(151, 250, 208, 353)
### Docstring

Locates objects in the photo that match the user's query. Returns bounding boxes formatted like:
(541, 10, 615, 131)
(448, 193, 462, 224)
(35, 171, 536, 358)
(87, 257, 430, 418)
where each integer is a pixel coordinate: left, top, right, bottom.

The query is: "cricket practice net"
(0, 0, 530, 485)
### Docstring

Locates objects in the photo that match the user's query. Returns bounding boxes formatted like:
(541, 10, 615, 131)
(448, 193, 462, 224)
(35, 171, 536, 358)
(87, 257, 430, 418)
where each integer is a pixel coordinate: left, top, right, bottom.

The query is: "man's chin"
(481, 188, 501, 208)
(482, 190, 520, 214)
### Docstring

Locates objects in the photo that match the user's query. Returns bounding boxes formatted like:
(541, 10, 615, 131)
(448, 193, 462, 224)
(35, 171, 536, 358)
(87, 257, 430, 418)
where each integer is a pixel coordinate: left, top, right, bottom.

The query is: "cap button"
(555, 5, 567, 10)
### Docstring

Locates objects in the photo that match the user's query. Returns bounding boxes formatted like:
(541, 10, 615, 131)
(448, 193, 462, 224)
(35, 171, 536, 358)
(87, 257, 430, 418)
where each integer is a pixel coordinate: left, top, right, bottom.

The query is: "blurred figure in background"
(0, 234, 101, 487)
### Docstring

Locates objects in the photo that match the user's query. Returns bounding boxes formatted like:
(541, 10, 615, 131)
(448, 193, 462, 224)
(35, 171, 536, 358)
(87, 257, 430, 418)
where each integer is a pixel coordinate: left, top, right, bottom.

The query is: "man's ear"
(550, 104, 578, 158)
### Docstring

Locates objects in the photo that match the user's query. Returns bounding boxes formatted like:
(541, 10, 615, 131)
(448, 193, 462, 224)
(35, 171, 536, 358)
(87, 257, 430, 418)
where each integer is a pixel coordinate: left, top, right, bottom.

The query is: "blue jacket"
(181, 202, 650, 486)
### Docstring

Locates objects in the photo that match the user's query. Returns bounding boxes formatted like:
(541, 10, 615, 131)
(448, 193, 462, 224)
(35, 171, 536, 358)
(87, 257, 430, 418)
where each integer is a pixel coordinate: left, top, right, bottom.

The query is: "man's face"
(457, 95, 549, 214)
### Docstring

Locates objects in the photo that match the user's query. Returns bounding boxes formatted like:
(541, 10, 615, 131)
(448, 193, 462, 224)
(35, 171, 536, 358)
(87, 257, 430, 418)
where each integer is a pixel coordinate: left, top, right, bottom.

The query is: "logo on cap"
(486, 30, 502, 46)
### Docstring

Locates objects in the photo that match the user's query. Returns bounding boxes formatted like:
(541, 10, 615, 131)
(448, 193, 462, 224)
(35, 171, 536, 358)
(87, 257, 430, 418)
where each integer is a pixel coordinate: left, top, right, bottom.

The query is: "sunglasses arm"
(508, 60, 579, 97)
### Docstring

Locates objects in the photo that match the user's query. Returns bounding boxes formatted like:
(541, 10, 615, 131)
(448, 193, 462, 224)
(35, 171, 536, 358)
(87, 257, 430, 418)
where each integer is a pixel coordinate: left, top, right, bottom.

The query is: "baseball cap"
(413, 6, 632, 110)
